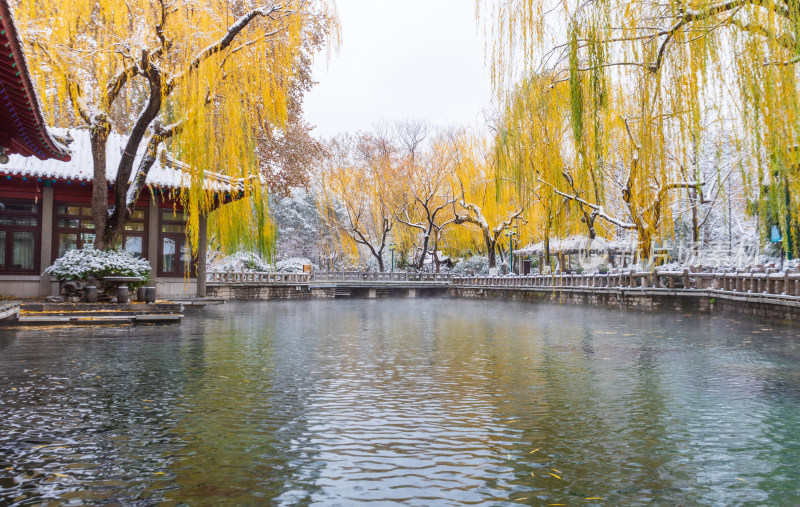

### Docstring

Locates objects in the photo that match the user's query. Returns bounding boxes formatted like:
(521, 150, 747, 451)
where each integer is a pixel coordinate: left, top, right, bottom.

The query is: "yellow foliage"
(16, 0, 339, 257)
(480, 0, 800, 255)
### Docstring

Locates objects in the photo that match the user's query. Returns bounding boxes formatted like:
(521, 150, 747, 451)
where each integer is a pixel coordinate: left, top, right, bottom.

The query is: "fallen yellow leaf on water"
(517, 498, 528, 501)
(53, 474, 69, 478)
(531, 472, 535, 477)
(551, 468, 562, 474)
(154, 472, 166, 475)
(507, 454, 511, 460)
(736, 478, 747, 482)
(10, 388, 17, 391)
(142, 399, 153, 402)
(585, 497, 605, 500)
(548, 473, 562, 480)
(529, 448, 539, 454)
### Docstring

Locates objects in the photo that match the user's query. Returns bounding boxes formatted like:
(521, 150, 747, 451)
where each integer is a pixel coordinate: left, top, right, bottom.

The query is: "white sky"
(303, 0, 495, 139)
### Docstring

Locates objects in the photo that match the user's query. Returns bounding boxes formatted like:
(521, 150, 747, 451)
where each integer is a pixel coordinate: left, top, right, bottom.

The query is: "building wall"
(0, 275, 40, 298)
(0, 177, 204, 300)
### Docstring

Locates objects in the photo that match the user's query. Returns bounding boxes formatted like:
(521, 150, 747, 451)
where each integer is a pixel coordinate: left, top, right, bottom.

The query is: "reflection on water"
(1, 300, 799, 505)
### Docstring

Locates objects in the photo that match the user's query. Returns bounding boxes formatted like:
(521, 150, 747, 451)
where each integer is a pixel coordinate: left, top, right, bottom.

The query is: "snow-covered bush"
(46, 248, 151, 287)
(451, 255, 489, 276)
(208, 251, 315, 273)
(275, 257, 314, 273)
(208, 250, 272, 272)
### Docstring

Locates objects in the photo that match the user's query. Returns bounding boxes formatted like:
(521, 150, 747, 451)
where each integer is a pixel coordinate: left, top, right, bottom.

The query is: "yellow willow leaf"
(548, 473, 562, 480)
(17, 0, 340, 255)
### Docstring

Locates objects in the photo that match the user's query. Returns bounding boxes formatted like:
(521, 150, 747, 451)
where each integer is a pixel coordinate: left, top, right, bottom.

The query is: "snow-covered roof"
(517, 235, 635, 255)
(0, 128, 247, 193)
(0, 0, 70, 161)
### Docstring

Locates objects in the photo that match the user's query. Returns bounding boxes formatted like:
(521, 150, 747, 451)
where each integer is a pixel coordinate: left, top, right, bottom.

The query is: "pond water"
(1, 300, 799, 505)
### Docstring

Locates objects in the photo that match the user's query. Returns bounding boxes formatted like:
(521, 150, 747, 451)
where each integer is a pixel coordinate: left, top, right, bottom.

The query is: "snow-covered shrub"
(451, 255, 489, 276)
(208, 250, 271, 272)
(46, 248, 151, 287)
(275, 257, 314, 273)
(208, 251, 316, 273)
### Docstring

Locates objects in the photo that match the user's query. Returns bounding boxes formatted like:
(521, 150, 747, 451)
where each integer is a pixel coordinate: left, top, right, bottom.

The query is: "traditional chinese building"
(0, 1, 228, 298)
(0, 128, 235, 298)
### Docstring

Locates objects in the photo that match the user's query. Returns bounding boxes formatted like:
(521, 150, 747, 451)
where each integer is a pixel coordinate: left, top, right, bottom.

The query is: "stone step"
(16, 312, 182, 326)
(21, 302, 183, 313)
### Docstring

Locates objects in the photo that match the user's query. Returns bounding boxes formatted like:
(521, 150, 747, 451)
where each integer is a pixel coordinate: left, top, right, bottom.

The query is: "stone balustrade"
(207, 271, 312, 284)
(206, 268, 800, 298)
(452, 268, 800, 297)
(312, 271, 454, 283)
(207, 271, 453, 284)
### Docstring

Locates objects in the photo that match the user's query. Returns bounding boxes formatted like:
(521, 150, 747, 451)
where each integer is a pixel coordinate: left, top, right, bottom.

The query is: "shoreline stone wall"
(448, 287, 800, 322)
(206, 284, 334, 300)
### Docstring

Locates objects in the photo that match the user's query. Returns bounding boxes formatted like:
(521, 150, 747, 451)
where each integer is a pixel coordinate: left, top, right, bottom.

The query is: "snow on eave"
(0, 128, 243, 195)
(0, 0, 71, 161)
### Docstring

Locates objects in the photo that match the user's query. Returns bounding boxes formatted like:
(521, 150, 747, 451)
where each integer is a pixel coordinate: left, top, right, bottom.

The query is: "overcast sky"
(303, 0, 494, 139)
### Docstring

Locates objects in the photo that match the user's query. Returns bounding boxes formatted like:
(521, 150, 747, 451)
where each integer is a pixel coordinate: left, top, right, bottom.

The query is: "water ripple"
(1, 300, 799, 505)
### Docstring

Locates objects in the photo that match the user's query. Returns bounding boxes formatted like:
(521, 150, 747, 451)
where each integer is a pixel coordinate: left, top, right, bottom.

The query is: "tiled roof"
(0, 0, 70, 161)
(1, 128, 248, 193)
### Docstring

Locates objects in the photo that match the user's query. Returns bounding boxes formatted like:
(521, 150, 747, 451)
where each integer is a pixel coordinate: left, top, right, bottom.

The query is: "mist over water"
(1, 300, 799, 505)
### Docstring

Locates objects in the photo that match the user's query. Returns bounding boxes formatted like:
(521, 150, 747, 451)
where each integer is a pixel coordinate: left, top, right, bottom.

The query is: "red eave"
(0, 0, 70, 161)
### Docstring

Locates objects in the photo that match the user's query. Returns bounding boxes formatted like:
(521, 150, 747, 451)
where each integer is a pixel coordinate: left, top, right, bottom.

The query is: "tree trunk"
(90, 123, 111, 249)
(417, 232, 430, 270)
(690, 190, 700, 243)
(484, 230, 497, 268)
(487, 242, 497, 268)
(376, 249, 385, 272)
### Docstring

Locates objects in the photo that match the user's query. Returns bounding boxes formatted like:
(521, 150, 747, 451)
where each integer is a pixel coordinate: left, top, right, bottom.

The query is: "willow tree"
(17, 0, 338, 252)
(319, 133, 398, 271)
(447, 131, 528, 268)
(480, 0, 800, 257)
(395, 135, 458, 271)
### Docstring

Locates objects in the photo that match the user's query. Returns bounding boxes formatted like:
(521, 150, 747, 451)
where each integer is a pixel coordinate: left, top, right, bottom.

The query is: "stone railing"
(207, 270, 453, 284)
(207, 268, 800, 297)
(453, 268, 800, 297)
(313, 271, 454, 283)
(207, 271, 311, 284)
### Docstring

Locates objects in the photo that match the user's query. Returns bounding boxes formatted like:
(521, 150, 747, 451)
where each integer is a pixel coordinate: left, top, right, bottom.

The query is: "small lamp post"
(505, 225, 518, 274)
(389, 243, 396, 273)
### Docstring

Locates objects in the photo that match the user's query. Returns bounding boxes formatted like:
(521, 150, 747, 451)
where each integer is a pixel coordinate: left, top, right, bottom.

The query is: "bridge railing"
(313, 271, 454, 283)
(207, 268, 800, 297)
(207, 271, 311, 284)
(452, 268, 800, 297)
(207, 270, 454, 284)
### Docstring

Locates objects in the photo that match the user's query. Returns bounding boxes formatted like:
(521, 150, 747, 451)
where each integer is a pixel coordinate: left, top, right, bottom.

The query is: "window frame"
(0, 198, 41, 274)
(157, 210, 195, 277)
(52, 203, 149, 261)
